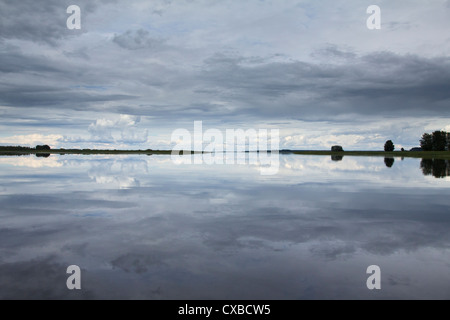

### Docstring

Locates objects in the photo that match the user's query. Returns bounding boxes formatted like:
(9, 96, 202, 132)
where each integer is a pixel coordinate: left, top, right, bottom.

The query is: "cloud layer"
(1, 0, 449, 149)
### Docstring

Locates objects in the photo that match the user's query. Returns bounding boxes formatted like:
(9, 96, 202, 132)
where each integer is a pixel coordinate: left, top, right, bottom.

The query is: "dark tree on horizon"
(432, 131, 447, 151)
(384, 140, 395, 152)
(420, 131, 448, 151)
(420, 133, 433, 151)
(36, 145, 51, 150)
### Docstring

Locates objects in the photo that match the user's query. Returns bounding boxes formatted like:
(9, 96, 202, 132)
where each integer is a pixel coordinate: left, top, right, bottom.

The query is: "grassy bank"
(292, 150, 450, 159)
(0, 149, 175, 156)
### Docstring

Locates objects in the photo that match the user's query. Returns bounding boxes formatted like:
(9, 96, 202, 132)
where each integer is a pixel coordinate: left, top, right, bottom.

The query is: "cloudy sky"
(0, 0, 449, 150)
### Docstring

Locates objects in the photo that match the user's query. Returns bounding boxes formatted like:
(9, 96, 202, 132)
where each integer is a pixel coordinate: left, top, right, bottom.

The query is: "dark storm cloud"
(0, 0, 449, 141)
(0, 117, 88, 128)
(197, 51, 450, 119)
(0, 47, 63, 74)
(0, 83, 136, 108)
(1, 42, 449, 121)
(0, 44, 138, 111)
(73, 49, 450, 122)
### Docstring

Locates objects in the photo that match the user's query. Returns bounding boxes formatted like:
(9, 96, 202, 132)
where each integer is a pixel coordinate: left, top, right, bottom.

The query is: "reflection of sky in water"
(0, 154, 449, 299)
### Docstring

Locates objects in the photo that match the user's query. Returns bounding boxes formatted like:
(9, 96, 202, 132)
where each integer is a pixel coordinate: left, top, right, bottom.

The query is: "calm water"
(0, 154, 449, 299)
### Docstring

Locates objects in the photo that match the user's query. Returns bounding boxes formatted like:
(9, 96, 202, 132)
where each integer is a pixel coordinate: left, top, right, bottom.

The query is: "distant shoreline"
(291, 150, 450, 159)
(0, 148, 449, 159)
(0, 148, 174, 156)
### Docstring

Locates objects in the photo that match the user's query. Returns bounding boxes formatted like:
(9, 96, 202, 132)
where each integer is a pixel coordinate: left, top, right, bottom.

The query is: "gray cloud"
(0, 0, 95, 45)
(0, 0, 449, 149)
(0, 47, 63, 74)
(310, 44, 357, 61)
(113, 29, 166, 50)
(197, 51, 450, 119)
(0, 83, 137, 108)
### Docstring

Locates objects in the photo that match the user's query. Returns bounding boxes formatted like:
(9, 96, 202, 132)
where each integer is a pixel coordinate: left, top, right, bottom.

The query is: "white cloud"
(117, 114, 141, 126)
(88, 114, 148, 145)
(0, 134, 63, 148)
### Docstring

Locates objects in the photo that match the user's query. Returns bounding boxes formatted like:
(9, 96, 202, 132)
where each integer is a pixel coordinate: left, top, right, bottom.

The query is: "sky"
(0, 0, 449, 150)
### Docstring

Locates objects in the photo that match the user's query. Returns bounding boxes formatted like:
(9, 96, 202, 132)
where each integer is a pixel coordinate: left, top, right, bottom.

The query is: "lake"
(0, 154, 449, 299)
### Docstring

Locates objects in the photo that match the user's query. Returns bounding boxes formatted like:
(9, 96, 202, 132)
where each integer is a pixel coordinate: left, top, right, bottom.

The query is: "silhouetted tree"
(384, 140, 395, 152)
(447, 133, 450, 151)
(331, 145, 343, 152)
(420, 133, 433, 151)
(36, 145, 51, 150)
(384, 157, 395, 168)
(432, 131, 447, 151)
(420, 131, 449, 151)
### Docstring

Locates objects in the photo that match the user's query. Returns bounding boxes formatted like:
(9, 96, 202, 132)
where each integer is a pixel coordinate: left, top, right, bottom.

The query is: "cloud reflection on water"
(0, 154, 449, 299)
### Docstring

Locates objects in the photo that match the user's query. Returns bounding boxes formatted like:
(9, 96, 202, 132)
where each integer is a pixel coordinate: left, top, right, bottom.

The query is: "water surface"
(0, 154, 449, 299)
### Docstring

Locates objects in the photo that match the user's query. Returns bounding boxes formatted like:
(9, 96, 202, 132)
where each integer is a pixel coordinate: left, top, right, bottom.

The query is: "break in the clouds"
(0, 0, 449, 150)
(87, 114, 148, 145)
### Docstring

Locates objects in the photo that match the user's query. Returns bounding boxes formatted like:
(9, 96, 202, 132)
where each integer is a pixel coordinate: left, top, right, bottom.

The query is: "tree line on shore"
(0, 145, 51, 151)
(383, 130, 449, 152)
(2, 131, 450, 154)
(419, 131, 449, 151)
